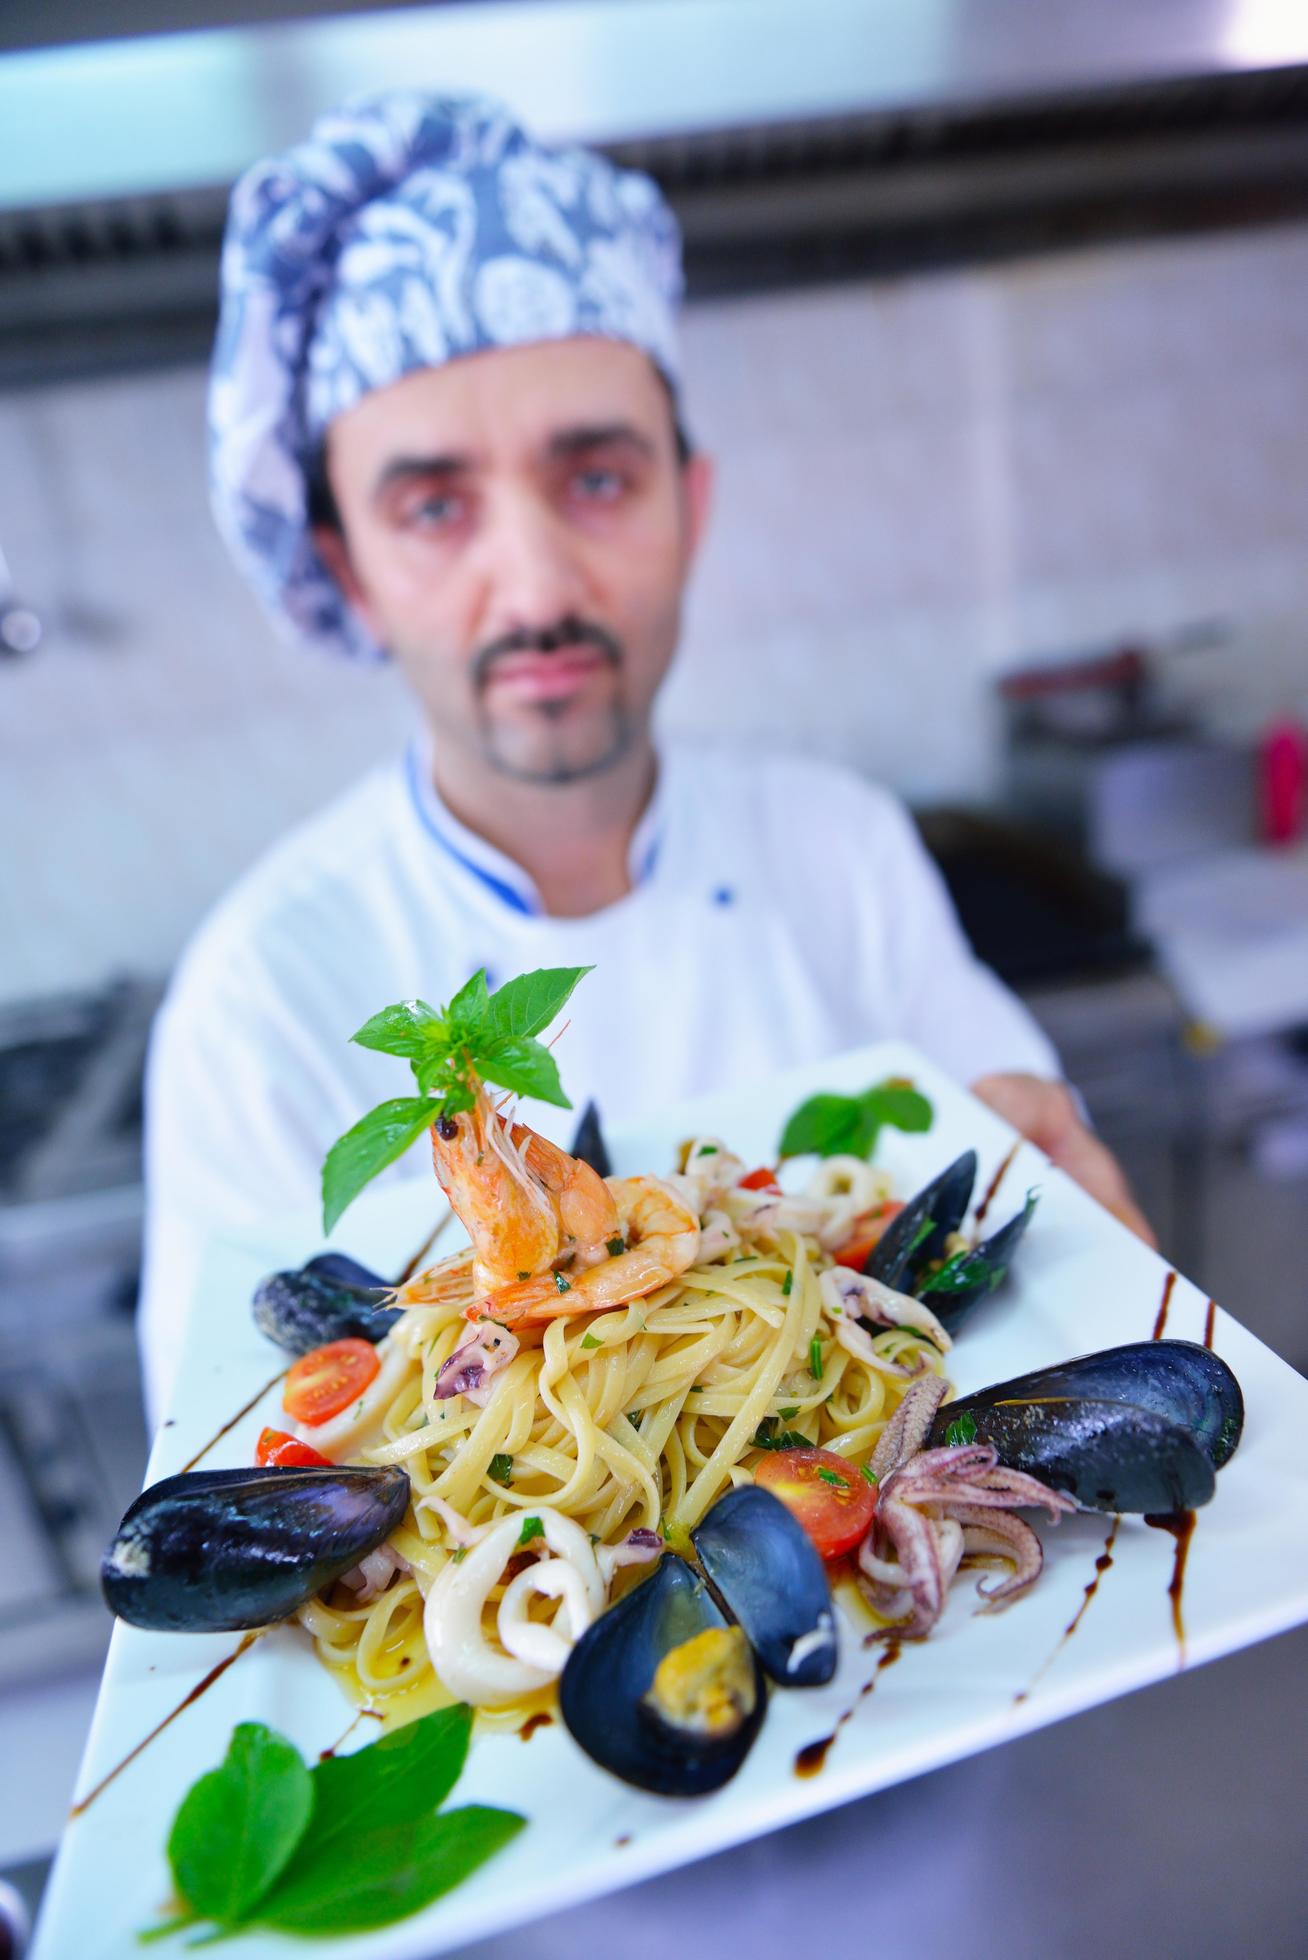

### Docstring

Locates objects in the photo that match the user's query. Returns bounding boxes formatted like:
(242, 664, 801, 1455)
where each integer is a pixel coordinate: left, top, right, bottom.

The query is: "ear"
(679, 450, 715, 569)
(312, 525, 381, 640)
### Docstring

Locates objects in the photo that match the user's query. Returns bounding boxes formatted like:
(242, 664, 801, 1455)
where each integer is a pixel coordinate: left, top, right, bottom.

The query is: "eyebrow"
(371, 423, 657, 506)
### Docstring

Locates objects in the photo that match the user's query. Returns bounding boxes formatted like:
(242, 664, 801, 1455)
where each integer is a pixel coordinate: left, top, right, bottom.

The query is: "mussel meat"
(691, 1485, 837, 1686)
(252, 1252, 400, 1355)
(927, 1340, 1243, 1513)
(101, 1463, 410, 1633)
(559, 1554, 766, 1796)
(865, 1149, 1036, 1336)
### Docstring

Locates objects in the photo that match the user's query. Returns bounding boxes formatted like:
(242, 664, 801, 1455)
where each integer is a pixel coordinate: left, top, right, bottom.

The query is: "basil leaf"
(297, 1708, 469, 1858)
(351, 999, 446, 1061)
(483, 966, 593, 1044)
(445, 968, 490, 1038)
(489, 1453, 514, 1486)
(478, 1036, 572, 1109)
(777, 1092, 864, 1160)
(861, 1081, 932, 1135)
(321, 1096, 437, 1234)
(779, 1078, 934, 1160)
(944, 1411, 978, 1447)
(517, 1516, 544, 1546)
(166, 1723, 312, 1923)
(254, 1804, 524, 1935)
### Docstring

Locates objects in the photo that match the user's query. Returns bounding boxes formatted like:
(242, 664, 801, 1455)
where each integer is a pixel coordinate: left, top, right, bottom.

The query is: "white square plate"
(32, 1042, 1308, 1959)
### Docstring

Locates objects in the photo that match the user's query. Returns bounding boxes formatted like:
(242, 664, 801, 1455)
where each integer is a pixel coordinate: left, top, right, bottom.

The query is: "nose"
(475, 486, 590, 638)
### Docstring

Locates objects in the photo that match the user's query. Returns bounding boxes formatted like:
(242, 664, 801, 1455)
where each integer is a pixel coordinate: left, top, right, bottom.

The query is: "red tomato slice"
(831, 1200, 905, 1271)
(754, 1446, 878, 1559)
(283, 1339, 380, 1426)
(738, 1166, 781, 1192)
(255, 1427, 332, 1468)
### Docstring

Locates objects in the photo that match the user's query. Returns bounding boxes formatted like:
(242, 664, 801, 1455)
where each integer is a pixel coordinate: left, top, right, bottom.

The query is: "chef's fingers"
(969, 1071, 1158, 1251)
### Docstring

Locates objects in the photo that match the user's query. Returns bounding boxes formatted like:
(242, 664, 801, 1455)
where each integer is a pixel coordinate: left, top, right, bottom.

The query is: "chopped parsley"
(859, 1463, 878, 1486)
(606, 1237, 625, 1257)
(553, 1272, 571, 1294)
(517, 1516, 544, 1547)
(816, 1467, 847, 1488)
(488, 1453, 514, 1486)
(944, 1411, 978, 1447)
(751, 1417, 810, 1451)
(451, 1546, 469, 1564)
(779, 1405, 799, 1419)
(581, 1331, 603, 1350)
(781, 1270, 793, 1297)
(907, 1215, 937, 1259)
(809, 1337, 824, 1381)
(696, 1144, 719, 1156)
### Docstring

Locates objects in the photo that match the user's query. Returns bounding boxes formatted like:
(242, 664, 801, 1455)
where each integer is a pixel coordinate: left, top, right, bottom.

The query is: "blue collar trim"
(405, 746, 538, 916)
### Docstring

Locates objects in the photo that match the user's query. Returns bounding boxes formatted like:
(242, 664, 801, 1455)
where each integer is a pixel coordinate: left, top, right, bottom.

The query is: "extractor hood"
(3, 0, 1308, 384)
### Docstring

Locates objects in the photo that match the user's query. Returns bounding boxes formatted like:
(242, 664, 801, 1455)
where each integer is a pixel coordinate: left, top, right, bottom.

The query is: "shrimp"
(470, 1176, 701, 1328)
(429, 1082, 619, 1293)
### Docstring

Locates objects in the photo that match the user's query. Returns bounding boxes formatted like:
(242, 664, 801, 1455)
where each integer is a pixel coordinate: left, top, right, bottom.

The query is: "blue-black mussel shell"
(252, 1252, 400, 1355)
(559, 1555, 766, 1796)
(101, 1464, 410, 1632)
(927, 1340, 1243, 1513)
(691, 1485, 837, 1687)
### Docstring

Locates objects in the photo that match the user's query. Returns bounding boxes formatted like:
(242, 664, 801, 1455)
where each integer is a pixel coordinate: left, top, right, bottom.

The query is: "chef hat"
(208, 89, 684, 661)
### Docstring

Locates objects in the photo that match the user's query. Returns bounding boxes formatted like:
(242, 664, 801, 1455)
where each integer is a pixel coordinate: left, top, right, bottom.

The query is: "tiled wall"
(3, 221, 1308, 1005)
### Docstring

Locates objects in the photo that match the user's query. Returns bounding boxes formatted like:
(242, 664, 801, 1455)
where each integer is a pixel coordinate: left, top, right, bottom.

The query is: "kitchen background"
(2, 2, 1308, 1954)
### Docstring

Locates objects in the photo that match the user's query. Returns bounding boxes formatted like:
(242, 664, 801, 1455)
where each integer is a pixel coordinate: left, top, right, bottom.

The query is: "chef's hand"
(969, 1071, 1157, 1249)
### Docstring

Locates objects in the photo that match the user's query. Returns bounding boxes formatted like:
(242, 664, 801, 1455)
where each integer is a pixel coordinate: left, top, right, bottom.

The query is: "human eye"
(570, 465, 626, 504)
(405, 489, 465, 530)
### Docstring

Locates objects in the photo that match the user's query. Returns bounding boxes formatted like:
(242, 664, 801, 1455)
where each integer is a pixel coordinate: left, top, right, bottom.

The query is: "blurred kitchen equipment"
(0, 543, 41, 659)
(1259, 717, 1308, 845)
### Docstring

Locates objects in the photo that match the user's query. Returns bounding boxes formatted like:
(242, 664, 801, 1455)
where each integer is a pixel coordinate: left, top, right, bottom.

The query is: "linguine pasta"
(297, 1146, 950, 1726)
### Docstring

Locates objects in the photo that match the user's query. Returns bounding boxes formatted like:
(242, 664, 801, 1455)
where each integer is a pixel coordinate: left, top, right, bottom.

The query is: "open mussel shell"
(567, 1100, 612, 1179)
(917, 1190, 1039, 1337)
(252, 1253, 400, 1355)
(928, 1340, 1243, 1513)
(101, 1464, 410, 1633)
(559, 1555, 766, 1796)
(691, 1485, 837, 1687)
(866, 1150, 977, 1292)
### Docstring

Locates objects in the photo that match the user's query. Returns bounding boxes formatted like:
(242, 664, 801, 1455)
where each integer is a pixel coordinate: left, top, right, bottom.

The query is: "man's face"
(317, 338, 711, 786)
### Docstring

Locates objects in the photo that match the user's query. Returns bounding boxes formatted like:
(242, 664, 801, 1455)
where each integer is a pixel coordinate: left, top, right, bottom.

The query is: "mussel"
(568, 1100, 612, 1179)
(927, 1340, 1243, 1514)
(560, 1486, 837, 1794)
(101, 1464, 410, 1633)
(560, 1555, 766, 1796)
(691, 1485, 837, 1687)
(866, 1149, 1036, 1336)
(252, 1251, 400, 1355)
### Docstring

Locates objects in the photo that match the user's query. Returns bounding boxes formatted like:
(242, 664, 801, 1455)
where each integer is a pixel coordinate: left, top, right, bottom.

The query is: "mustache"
(472, 616, 623, 689)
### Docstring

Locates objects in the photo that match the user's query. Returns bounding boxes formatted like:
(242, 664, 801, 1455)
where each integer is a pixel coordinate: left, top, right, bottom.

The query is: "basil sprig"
(777, 1077, 932, 1162)
(322, 965, 592, 1232)
(147, 1707, 523, 1943)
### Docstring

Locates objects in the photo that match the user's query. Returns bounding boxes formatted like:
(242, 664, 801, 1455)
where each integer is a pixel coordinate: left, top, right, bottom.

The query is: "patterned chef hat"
(208, 90, 684, 661)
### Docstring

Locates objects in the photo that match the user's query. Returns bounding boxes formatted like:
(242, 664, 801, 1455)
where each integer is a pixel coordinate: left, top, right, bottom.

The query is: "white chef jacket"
(138, 737, 1057, 1421)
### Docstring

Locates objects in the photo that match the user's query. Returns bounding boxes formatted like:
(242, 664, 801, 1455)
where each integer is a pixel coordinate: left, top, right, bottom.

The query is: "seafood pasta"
(294, 1093, 952, 1724)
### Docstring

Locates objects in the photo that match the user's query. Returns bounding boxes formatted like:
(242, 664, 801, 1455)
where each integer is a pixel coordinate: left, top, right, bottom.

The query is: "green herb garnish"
(580, 1332, 603, 1350)
(816, 1467, 847, 1488)
(750, 1418, 811, 1451)
(944, 1411, 978, 1447)
(781, 1270, 793, 1297)
(489, 1453, 514, 1486)
(148, 1709, 522, 1943)
(777, 1076, 932, 1162)
(606, 1237, 625, 1257)
(553, 1272, 571, 1294)
(517, 1516, 544, 1547)
(859, 1463, 878, 1486)
(907, 1215, 937, 1259)
(451, 1547, 468, 1564)
(779, 1406, 799, 1419)
(809, 1337, 824, 1381)
(696, 1143, 719, 1156)
(321, 966, 592, 1232)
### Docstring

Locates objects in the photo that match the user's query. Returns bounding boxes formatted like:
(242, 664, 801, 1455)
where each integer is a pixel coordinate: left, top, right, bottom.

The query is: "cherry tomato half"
(831, 1200, 904, 1272)
(283, 1338, 380, 1426)
(738, 1166, 781, 1192)
(754, 1446, 878, 1559)
(255, 1427, 332, 1468)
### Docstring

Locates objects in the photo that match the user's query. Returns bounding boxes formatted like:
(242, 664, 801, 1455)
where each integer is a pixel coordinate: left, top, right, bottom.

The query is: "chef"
(138, 90, 1148, 1421)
